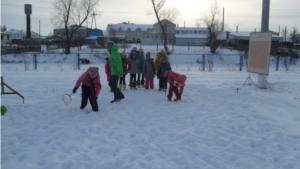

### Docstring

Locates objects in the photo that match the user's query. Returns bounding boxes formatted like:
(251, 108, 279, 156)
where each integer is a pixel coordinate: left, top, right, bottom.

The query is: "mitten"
(72, 87, 78, 94)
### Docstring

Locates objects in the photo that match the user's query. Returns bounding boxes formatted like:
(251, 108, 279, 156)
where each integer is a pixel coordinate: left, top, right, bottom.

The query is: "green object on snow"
(1, 106, 7, 115)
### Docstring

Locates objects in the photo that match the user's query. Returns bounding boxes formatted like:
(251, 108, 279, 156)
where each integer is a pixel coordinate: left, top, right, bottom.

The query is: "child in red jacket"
(72, 67, 102, 112)
(162, 70, 187, 101)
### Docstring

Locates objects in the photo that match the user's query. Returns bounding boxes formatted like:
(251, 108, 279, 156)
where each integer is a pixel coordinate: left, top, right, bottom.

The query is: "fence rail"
(1, 52, 299, 72)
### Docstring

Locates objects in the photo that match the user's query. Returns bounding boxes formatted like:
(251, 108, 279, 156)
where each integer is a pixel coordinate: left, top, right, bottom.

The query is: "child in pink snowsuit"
(72, 67, 102, 112)
(163, 70, 186, 101)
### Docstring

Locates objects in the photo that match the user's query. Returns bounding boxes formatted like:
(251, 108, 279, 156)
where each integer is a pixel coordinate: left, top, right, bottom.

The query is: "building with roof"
(174, 27, 209, 46)
(85, 28, 109, 46)
(53, 25, 90, 41)
(106, 22, 152, 43)
(1, 29, 44, 45)
(142, 19, 176, 46)
(228, 31, 283, 54)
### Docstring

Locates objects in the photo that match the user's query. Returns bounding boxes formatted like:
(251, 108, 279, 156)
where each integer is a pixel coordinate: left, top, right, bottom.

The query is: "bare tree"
(290, 27, 299, 44)
(51, 0, 99, 54)
(201, 0, 224, 53)
(148, 0, 179, 53)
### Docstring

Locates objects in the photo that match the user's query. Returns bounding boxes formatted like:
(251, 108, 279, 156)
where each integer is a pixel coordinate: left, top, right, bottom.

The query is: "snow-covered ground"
(1, 45, 300, 169)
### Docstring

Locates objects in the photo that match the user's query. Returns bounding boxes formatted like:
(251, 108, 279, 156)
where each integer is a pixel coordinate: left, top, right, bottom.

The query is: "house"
(228, 31, 283, 54)
(175, 27, 209, 46)
(1, 31, 12, 45)
(53, 25, 90, 41)
(106, 22, 152, 43)
(1, 29, 44, 45)
(142, 19, 176, 46)
(85, 28, 109, 46)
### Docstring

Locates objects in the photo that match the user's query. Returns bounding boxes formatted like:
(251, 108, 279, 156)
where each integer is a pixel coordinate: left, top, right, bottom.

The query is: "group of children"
(72, 47, 187, 112)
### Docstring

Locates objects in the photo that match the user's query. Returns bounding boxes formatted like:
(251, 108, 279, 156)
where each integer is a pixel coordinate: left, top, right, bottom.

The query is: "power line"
(226, 16, 300, 18)
(225, 7, 300, 10)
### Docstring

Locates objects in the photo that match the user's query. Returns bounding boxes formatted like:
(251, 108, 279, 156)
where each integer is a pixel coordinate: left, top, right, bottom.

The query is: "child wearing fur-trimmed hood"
(72, 67, 102, 112)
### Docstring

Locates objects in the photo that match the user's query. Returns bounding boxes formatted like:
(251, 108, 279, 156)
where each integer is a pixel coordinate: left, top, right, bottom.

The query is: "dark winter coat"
(157, 62, 171, 78)
(128, 52, 140, 74)
(143, 58, 156, 78)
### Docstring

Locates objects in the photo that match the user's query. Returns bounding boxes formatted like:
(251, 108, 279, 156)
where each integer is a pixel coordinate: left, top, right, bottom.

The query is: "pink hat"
(174, 75, 186, 86)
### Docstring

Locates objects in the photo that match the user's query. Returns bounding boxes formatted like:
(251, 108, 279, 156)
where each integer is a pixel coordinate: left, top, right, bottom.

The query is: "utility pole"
(257, 0, 270, 89)
(90, 12, 97, 29)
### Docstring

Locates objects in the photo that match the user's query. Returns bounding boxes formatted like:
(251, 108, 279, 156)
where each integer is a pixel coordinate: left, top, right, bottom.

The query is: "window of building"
(7, 35, 9, 40)
(119, 28, 122, 32)
(127, 28, 131, 33)
(1, 35, 3, 40)
(136, 29, 141, 36)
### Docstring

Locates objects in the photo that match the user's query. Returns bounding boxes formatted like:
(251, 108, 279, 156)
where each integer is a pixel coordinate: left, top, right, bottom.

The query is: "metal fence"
(1, 52, 299, 72)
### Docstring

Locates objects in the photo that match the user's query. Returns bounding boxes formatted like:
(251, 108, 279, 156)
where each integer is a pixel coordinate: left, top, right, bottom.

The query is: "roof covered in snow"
(175, 34, 207, 39)
(2, 29, 45, 39)
(229, 31, 282, 41)
(106, 22, 153, 32)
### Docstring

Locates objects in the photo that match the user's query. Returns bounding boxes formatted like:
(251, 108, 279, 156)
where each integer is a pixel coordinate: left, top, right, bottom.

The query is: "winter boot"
(167, 98, 172, 101)
(133, 81, 137, 90)
(129, 81, 133, 90)
(137, 80, 141, 88)
(141, 80, 145, 88)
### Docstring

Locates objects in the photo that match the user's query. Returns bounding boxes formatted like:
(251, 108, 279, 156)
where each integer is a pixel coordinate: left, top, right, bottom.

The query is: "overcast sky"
(1, 0, 299, 36)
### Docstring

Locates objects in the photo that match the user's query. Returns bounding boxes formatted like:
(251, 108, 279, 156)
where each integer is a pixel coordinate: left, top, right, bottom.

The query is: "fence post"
(239, 55, 243, 71)
(276, 55, 279, 71)
(202, 54, 205, 71)
(33, 53, 37, 70)
(77, 53, 80, 70)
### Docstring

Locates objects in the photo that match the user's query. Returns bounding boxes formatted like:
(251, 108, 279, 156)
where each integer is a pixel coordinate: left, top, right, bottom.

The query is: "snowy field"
(1, 45, 300, 169)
